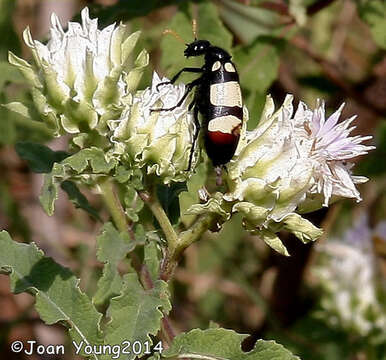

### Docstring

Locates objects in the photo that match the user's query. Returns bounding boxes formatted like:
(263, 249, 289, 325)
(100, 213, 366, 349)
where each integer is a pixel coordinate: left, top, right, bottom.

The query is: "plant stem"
(138, 189, 179, 254)
(175, 213, 217, 260)
(100, 181, 177, 343)
(98, 179, 128, 233)
(159, 213, 218, 281)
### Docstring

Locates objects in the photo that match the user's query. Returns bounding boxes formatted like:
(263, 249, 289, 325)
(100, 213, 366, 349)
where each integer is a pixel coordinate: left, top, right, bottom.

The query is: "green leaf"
(179, 162, 208, 227)
(2, 101, 54, 139)
(0, 61, 24, 88)
(358, 0, 386, 49)
(162, 328, 300, 359)
(15, 142, 69, 173)
(196, 2, 233, 53)
(245, 90, 268, 130)
(144, 241, 161, 281)
(160, 10, 196, 77)
(123, 187, 144, 222)
(39, 163, 67, 216)
(0, 231, 103, 357)
(157, 182, 187, 225)
(104, 273, 171, 359)
(219, 0, 284, 44)
(254, 229, 290, 256)
(160, 3, 233, 78)
(234, 37, 283, 94)
(282, 213, 323, 243)
(39, 147, 118, 216)
(63, 147, 117, 174)
(60, 181, 101, 221)
(93, 223, 136, 308)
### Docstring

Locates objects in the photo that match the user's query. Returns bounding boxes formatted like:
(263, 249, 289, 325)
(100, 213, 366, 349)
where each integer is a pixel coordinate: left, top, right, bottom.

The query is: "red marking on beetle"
(208, 131, 237, 145)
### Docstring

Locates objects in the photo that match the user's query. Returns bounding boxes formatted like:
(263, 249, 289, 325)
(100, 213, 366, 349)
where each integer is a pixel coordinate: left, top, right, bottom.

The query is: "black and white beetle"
(152, 37, 243, 170)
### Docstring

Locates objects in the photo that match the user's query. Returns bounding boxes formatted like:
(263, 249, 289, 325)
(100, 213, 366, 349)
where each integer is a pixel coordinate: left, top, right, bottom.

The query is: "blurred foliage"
(0, 0, 385, 359)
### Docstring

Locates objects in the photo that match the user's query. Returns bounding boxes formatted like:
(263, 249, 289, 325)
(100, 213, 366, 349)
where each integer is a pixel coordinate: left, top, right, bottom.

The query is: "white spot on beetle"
(210, 81, 242, 107)
(224, 62, 236, 72)
(208, 115, 242, 134)
(212, 61, 221, 72)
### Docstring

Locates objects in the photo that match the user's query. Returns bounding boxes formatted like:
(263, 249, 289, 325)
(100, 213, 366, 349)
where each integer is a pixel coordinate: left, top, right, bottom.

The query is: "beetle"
(152, 36, 243, 171)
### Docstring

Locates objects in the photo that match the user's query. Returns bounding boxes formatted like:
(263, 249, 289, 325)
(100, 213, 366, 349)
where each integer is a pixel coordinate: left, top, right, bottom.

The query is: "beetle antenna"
(192, 19, 198, 40)
(162, 29, 185, 44)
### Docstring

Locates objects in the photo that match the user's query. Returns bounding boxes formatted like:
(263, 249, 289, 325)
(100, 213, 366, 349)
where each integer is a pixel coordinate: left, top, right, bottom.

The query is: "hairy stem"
(159, 213, 218, 281)
(100, 181, 176, 344)
(175, 213, 217, 261)
(138, 189, 179, 255)
(98, 179, 128, 233)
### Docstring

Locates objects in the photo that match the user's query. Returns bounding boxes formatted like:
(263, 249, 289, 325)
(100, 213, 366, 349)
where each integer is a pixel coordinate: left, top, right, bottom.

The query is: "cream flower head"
(9, 7, 147, 135)
(109, 72, 198, 184)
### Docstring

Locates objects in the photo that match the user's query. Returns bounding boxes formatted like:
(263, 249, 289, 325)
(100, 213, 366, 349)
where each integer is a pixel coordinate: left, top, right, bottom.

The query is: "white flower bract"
(110, 72, 197, 184)
(9, 7, 146, 135)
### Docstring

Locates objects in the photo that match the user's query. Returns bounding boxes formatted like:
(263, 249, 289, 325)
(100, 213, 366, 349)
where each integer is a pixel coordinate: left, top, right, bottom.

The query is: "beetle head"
(184, 40, 211, 57)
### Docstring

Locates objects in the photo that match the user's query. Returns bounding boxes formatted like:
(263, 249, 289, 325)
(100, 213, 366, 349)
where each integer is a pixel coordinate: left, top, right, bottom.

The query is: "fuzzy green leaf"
(39, 147, 117, 216)
(15, 142, 69, 173)
(60, 181, 101, 221)
(282, 213, 323, 243)
(254, 229, 290, 256)
(144, 241, 161, 282)
(93, 223, 136, 308)
(0, 61, 24, 87)
(162, 328, 300, 359)
(104, 273, 171, 359)
(39, 163, 67, 216)
(63, 147, 117, 174)
(0, 231, 103, 358)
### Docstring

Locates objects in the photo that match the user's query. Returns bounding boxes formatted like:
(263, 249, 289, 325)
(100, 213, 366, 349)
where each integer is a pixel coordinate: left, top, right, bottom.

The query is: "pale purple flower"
(294, 101, 375, 206)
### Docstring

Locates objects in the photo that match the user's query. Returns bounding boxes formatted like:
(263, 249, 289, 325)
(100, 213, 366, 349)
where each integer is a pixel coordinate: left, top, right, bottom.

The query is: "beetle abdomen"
(202, 60, 242, 165)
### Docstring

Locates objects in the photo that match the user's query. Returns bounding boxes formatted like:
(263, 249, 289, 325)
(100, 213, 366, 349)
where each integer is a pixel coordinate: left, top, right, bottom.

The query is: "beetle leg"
(156, 67, 203, 92)
(187, 105, 201, 171)
(215, 166, 223, 186)
(188, 98, 195, 111)
(151, 77, 201, 112)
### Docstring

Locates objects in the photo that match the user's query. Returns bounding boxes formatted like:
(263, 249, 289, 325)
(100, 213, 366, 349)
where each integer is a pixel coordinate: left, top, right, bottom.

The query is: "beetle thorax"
(205, 47, 231, 64)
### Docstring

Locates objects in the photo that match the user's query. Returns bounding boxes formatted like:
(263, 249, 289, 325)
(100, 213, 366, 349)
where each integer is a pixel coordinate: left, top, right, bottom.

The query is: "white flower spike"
(9, 7, 147, 136)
